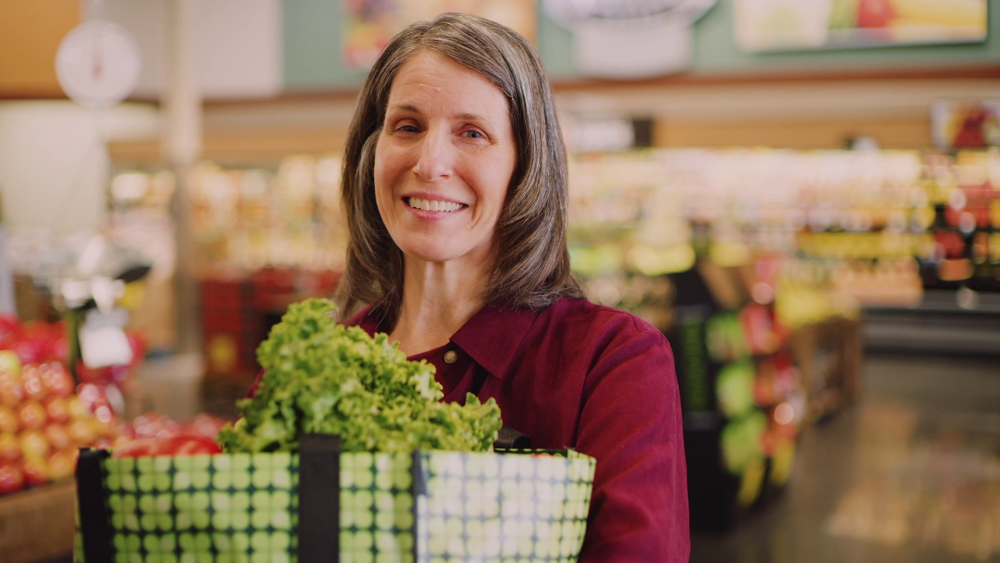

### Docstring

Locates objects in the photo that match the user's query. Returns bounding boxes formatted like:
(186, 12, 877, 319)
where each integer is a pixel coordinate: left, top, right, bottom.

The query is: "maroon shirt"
(352, 298, 689, 563)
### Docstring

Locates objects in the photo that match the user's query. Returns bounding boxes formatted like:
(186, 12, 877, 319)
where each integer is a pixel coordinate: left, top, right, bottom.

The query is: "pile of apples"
(0, 352, 119, 494)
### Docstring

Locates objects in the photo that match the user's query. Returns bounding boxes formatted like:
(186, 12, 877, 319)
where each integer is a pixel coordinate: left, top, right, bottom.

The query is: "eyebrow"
(387, 104, 491, 124)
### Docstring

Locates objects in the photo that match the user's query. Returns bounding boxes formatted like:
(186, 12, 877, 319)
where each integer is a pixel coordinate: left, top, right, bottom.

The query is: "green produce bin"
(75, 436, 596, 563)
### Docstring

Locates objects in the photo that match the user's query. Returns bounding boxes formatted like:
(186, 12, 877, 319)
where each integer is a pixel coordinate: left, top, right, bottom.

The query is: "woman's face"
(374, 50, 517, 270)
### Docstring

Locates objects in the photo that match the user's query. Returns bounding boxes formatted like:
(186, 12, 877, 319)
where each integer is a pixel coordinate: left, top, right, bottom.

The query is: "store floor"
(692, 351, 1000, 563)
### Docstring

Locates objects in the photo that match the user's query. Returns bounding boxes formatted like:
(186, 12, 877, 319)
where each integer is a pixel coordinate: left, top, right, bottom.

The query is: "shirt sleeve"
(574, 318, 690, 563)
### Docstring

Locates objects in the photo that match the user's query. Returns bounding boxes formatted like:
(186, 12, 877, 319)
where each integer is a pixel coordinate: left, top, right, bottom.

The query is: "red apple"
(0, 405, 18, 434)
(43, 423, 71, 451)
(15, 401, 47, 430)
(19, 456, 47, 487)
(66, 396, 90, 420)
(0, 314, 21, 338)
(93, 438, 112, 450)
(40, 363, 73, 397)
(42, 396, 69, 424)
(0, 376, 22, 407)
(76, 383, 104, 409)
(111, 435, 132, 448)
(12, 339, 47, 366)
(132, 412, 162, 438)
(93, 412, 118, 439)
(0, 433, 20, 461)
(19, 365, 45, 402)
(0, 350, 22, 380)
(0, 460, 25, 493)
(43, 326, 69, 364)
(67, 418, 97, 447)
(46, 449, 76, 481)
(19, 429, 51, 460)
(191, 413, 227, 439)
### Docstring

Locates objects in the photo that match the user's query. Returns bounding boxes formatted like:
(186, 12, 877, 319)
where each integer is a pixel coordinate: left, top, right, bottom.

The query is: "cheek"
(481, 159, 515, 216)
(373, 145, 394, 204)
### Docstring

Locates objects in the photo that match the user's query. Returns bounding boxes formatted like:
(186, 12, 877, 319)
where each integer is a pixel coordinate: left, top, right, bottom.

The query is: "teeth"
(407, 197, 463, 212)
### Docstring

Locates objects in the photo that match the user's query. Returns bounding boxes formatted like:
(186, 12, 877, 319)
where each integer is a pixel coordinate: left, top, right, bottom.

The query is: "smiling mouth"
(405, 197, 466, 212)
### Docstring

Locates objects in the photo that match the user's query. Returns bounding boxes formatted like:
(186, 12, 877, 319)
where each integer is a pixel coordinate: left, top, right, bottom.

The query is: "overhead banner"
(342, 0, 537, 70)
(546, 0, 718, 79)
(734, 0, 988, 52)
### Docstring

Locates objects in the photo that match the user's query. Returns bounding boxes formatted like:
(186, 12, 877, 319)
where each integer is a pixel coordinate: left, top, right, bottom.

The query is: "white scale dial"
(55, 20, 141, 109)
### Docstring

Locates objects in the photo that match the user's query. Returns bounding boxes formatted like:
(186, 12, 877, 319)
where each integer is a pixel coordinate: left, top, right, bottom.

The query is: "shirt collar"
(352, 303, 540, 380)
(450, 304, 540, 379)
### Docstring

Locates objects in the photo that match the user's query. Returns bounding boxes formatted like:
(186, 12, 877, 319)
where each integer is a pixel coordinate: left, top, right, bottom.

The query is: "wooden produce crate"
(0, 481, 76, 563)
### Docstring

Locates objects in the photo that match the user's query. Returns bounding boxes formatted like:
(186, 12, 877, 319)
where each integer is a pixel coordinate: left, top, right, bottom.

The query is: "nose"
(412, 127, 453, 181)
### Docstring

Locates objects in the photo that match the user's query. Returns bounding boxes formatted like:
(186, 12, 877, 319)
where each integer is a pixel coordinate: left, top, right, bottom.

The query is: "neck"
(389, 256, 492, 356)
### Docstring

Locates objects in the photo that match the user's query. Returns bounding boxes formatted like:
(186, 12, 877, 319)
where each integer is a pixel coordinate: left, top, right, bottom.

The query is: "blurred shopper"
(337, 13, 689, 562)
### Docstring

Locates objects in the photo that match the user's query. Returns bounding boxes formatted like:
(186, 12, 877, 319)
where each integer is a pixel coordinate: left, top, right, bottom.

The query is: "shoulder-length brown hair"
(337, 12, 582, 327)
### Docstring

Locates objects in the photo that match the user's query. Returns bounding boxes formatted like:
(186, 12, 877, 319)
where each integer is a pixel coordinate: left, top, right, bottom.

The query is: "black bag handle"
(411, 450, 427, 563)
(493, 425, 532, 449)
(298, 434, 342, 563)
(77, 447, 113, 563)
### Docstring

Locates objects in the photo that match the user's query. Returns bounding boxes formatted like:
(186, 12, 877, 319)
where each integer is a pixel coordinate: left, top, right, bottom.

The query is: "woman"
(338, 13, 689, 563)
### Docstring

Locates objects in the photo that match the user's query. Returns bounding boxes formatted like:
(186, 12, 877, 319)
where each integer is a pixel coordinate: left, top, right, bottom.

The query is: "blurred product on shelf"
(185, 155, 347, 276)
(567, 147, 1000, 312)
(107, 155, 350, 374)
(4, 226, 168, 366)
(103, 154, 350, 358)
(200, 267, 341, 379)
(107, 170, 178, 353)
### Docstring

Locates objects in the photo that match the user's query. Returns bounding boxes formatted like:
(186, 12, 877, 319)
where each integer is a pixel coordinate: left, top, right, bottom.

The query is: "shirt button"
(444, 350, 458, 364)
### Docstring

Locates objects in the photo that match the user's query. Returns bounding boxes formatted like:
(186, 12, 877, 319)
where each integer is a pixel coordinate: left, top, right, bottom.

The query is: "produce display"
(0, 362, 230, 495)
(0, 312, 129, 496)
(0, 310, 230, 496)
(217, 298, 502, 453)
(0, 358, 110, 493)
(178, 156, 347, 276)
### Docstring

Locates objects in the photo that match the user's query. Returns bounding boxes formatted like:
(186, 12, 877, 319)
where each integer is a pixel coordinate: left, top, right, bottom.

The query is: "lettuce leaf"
(217, 298, 502, 453)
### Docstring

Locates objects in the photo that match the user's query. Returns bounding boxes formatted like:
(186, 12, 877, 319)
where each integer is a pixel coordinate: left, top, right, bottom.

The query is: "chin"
(398, 242, 460, 264)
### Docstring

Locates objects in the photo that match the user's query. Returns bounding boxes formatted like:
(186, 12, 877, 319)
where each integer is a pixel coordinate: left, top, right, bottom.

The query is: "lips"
(405, 197, 466, 212)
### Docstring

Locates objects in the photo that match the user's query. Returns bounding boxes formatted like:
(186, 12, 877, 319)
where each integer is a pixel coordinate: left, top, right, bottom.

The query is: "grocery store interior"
(1, 1, 999, 562)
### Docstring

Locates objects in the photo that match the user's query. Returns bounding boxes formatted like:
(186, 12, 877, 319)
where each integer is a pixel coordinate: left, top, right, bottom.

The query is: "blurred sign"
(734, 0, 988, 52)
(341, 0, 537, 70)
(931, 100, 1000, 150)
(568, 117, 656, 152)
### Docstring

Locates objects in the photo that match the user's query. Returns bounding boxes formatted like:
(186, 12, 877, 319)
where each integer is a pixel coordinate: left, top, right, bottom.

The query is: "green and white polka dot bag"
(75, 435, 596, 563)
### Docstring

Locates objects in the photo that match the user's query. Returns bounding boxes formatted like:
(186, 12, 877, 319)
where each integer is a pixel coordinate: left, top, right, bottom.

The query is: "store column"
(162, 0, 201, 355)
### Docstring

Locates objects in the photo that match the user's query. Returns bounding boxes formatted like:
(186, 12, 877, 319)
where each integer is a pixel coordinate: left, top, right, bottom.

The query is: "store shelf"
(107, 128, 347, 166)
(863, 290, 1000, 356)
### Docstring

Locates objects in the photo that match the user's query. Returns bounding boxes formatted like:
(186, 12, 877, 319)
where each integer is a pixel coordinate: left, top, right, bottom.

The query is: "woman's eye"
(462, 130, 485, 139)
(396, 124, 420, 134)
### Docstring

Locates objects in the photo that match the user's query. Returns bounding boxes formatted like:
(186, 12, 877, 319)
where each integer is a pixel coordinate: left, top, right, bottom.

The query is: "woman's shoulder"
(536, 297, 667, 348)
(524, 298, 675, 383)
(543, 297, 660, 330)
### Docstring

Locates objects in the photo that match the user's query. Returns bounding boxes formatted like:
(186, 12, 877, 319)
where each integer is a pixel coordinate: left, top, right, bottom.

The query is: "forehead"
(387, 51, 509, 115)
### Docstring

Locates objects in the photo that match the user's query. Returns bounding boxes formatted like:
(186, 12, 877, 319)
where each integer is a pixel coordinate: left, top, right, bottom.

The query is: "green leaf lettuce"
(217, 298, 502, 453)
